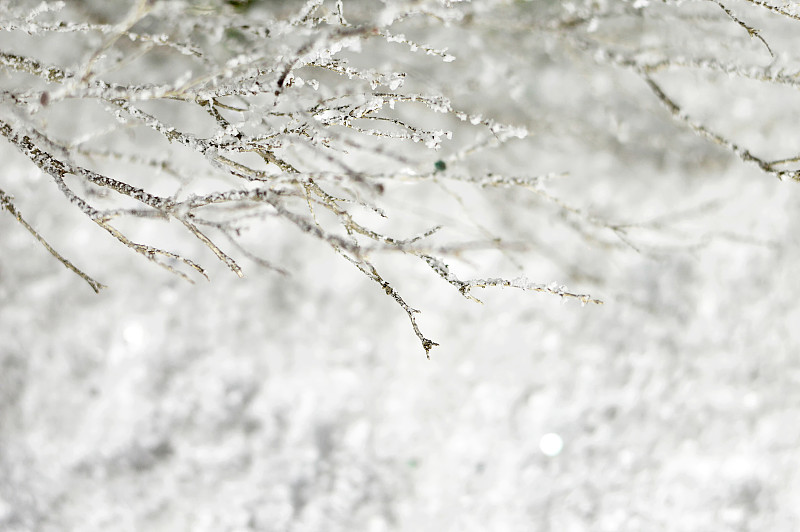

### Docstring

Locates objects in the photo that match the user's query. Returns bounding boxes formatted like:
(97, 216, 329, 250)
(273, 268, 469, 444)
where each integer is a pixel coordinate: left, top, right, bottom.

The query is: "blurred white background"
(2, 0, 800, 530)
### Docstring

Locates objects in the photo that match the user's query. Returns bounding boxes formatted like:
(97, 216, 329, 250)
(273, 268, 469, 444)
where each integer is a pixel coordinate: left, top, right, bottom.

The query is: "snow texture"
(2, 0, 800, 530)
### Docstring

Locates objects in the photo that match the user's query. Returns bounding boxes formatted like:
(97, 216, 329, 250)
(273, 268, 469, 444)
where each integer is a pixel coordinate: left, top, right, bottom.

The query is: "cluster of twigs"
(548, 0, 800, 180)
(6, 0, 794, 354)
(0, 0, 608, 356)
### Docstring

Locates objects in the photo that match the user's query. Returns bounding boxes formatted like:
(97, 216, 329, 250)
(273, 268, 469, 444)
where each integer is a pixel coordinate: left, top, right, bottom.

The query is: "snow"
(2, 0, 800, 531)
(539, 433, 564, 457)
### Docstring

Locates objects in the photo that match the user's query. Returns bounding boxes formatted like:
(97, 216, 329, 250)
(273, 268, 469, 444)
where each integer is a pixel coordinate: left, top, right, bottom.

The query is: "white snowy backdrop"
(2, 0, 800, 530)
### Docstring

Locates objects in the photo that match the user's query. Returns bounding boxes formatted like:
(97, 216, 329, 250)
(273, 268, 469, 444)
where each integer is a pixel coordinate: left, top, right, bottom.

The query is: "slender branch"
(0, 187, 105, 293)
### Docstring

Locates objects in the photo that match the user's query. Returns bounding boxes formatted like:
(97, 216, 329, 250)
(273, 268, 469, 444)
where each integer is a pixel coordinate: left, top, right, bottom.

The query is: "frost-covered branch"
(20, 0, 764, 355)
(0, 186, 105, 293)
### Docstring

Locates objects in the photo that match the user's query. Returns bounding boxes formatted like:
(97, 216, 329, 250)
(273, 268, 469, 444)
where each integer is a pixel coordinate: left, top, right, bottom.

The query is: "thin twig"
(0, 188, 105, 292)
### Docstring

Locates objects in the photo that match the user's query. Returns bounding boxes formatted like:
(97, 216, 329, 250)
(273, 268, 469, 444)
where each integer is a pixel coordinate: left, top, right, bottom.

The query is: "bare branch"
(0, 187, 105, 293)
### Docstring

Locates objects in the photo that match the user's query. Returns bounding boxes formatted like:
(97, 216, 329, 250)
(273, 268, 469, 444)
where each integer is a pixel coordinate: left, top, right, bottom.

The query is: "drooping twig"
(0, 187, 106, 293)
